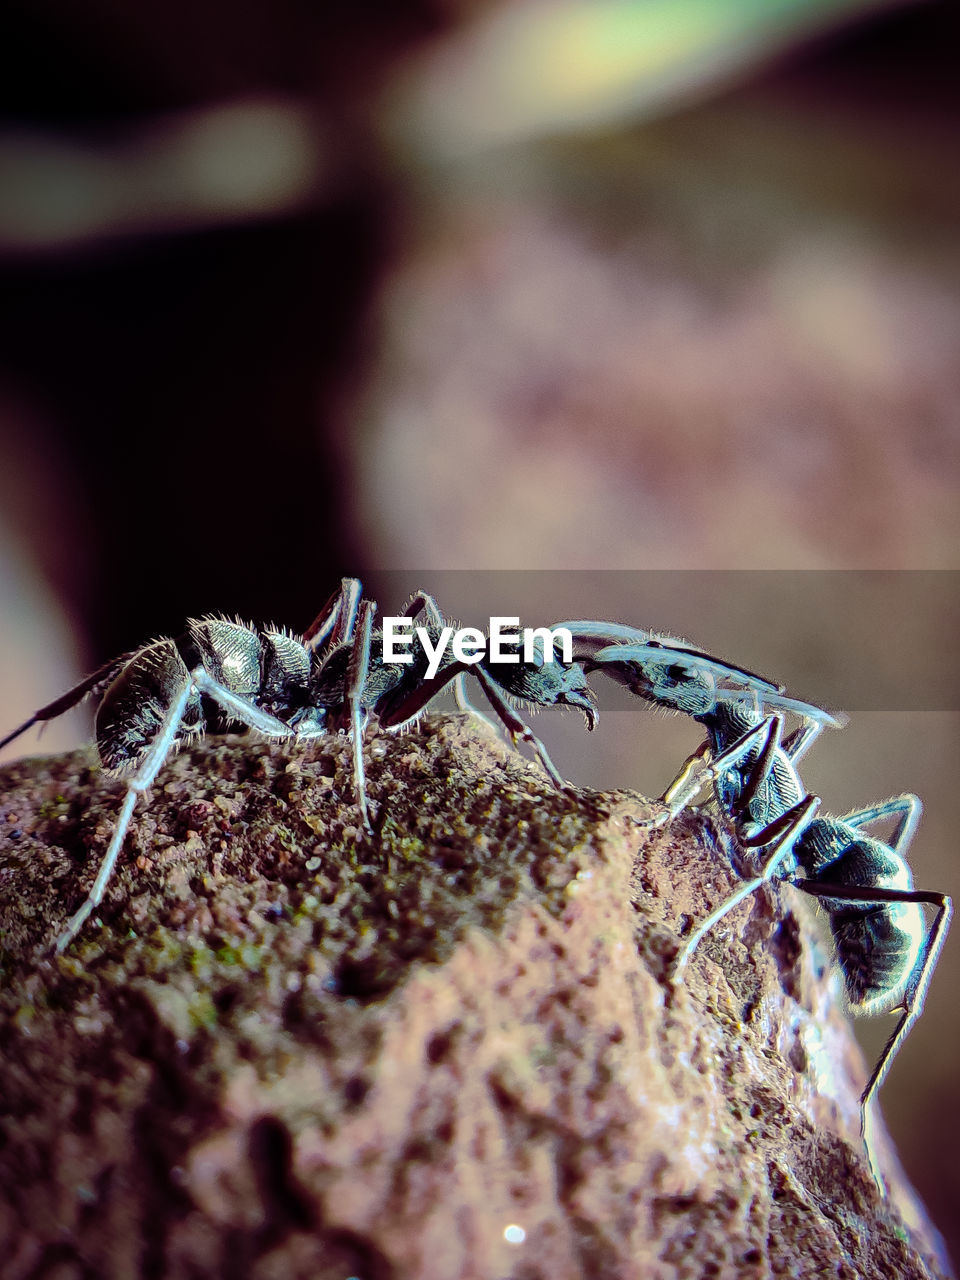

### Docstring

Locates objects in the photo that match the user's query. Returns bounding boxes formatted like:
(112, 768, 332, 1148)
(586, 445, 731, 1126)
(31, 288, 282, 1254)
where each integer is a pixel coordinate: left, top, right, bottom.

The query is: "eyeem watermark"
(382, 616, 573, 680)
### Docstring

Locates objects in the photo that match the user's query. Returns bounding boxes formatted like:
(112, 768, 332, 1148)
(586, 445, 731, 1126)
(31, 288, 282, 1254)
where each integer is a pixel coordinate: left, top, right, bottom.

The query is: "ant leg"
(305, 583, 378, 826)
(454, 674, 501, 737)
(659, 717, 782, 821)
(303, 578, 363, 653)
(660, 742, 711, 809)
(56, 669, 303, 953)
(401, 590, 444, 628)
(794, 877, 951, 1186)
(727, 715, 785, 827)
(372, 656, 566, 788)
(834, 794, 922, 856)
(399, 600, 502, 739)
(0, 654, 131, 752)
(396, 591, 492, 731)
(401, 593, 501, 739)
(387, 661, 568, 788)
(343, 601, 375, 832)
(673, 792, 819, 979)
(634, 741, 714, 830)
(53, 676, 196, 953)
(189, 670, 300, 737)
(468, 666, 565, 787)
(780, 720, 823, 765)
(643, 717, 780, 831)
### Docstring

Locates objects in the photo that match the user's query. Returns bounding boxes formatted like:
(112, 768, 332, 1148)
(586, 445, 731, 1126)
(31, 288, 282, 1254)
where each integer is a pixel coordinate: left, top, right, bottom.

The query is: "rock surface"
(0, 717, 951, 1279)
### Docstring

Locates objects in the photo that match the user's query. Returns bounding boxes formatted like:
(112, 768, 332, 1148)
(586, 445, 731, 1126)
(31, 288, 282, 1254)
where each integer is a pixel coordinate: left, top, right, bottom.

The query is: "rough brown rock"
(0, 717, 951, 1279)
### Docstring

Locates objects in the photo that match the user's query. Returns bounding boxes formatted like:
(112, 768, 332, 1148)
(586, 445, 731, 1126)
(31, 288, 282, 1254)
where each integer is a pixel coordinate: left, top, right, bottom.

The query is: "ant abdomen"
(799, 825, 927, 1014)
(95, 640, 202, 776)
(832, 903, 926, 1014)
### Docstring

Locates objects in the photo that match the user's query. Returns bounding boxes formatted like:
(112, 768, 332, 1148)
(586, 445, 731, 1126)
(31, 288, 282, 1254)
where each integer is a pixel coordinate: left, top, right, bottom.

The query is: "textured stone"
(0, 718, 951, 1278)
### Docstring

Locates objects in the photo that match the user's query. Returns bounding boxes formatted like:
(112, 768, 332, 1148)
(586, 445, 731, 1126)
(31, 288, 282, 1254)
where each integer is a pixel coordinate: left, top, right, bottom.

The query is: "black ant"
(1, 579, 604, 953)
(581, 640, 951, 1187)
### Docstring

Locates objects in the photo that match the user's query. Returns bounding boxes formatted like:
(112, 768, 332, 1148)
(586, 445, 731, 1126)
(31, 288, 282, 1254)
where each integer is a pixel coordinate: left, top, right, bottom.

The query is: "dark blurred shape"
(0, 0, 454, 121)
(0, 0, 464, 660)
(0, 205, 381, 659)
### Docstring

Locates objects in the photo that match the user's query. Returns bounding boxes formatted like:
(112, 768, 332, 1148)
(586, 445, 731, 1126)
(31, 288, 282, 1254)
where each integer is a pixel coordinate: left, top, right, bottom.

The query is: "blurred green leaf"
(389, 0, 901, 154)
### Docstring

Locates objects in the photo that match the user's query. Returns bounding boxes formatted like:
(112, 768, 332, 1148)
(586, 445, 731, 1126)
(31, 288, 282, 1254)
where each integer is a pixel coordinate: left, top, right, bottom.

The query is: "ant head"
(495, 654, 599, 729)
(587, 650, 715, 717)
(642, 661, 715, 716)
(561, 680, 599, 730)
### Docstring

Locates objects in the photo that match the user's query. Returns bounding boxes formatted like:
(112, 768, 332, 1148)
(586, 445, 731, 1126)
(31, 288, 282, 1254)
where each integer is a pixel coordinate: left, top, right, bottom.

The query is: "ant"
(581, 640, 951, 1188)
(1, 579, 599, 954)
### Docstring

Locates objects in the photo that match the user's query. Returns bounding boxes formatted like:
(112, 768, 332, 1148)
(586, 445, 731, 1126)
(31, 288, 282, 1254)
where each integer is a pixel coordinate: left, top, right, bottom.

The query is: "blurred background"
(0, 0, 958, 1253)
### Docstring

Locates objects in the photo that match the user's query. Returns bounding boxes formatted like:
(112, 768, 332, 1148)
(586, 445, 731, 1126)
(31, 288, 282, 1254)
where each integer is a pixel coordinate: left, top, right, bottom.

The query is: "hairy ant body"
(1, 579, 597, 952)
(583, 641, 951, 1186)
